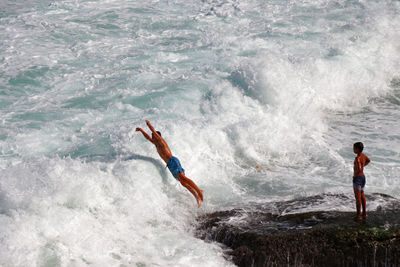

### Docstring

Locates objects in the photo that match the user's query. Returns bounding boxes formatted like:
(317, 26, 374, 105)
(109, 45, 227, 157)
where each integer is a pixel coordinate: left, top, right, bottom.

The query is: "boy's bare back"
(152, 134, 172, 164)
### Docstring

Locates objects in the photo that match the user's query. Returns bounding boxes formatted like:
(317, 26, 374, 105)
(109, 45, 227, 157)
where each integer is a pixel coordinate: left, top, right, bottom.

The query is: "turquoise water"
(1, 0, 400, 265)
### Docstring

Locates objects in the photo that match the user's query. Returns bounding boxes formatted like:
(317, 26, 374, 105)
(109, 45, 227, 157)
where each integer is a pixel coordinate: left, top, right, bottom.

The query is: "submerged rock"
(196, 193, 400, 267)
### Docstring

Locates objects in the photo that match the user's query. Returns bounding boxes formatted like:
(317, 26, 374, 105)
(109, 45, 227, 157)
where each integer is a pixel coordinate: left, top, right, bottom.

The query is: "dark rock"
(230, 246, 254, 267)
(196, 193, 400, 267)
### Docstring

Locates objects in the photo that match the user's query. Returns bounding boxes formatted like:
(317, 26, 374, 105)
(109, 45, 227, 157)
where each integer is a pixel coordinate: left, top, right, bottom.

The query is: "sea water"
(1, 0, 399, 266)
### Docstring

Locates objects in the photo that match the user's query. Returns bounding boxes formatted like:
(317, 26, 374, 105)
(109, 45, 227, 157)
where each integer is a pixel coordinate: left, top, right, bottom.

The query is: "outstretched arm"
(145, 120, 160, 138)
(136, 127, 153, 143)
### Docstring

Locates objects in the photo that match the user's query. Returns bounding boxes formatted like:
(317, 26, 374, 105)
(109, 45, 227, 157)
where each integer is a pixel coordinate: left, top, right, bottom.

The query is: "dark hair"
(156, 131, 161, 136)
(353, 142, 364, 152)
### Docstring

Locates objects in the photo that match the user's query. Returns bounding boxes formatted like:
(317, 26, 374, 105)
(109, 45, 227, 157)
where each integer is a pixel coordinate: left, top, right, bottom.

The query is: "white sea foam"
(0, 157, 233, 266)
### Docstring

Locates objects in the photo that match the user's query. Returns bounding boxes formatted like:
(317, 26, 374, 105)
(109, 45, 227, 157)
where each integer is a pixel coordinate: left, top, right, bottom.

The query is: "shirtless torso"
(136, 120, 172, 163)
(152, 135, 172, 164)
(353, 152, 370, 177)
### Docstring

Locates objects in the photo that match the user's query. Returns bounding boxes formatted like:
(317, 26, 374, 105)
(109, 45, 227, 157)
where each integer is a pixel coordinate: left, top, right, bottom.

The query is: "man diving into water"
(136, 120, 203, 208)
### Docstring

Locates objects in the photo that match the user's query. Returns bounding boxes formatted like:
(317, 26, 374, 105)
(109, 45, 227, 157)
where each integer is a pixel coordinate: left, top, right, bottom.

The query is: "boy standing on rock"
(352, 142, 370, 221)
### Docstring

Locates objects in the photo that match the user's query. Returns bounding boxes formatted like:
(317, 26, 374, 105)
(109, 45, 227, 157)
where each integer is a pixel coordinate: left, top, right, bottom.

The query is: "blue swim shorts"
(167, 156, 185, 180)
(353, 174, 366, 191)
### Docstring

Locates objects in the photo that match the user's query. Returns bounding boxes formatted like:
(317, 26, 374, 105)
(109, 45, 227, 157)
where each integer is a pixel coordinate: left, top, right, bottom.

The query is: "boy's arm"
(136, 127, 153, 143)
(145, 120, 160, 137)
(146, 120, 156, 133)
(365, 155, 371, 166)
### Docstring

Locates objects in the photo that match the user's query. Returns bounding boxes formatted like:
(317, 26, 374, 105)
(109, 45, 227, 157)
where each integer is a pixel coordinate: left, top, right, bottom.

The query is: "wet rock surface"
(196, 193, 400, 267)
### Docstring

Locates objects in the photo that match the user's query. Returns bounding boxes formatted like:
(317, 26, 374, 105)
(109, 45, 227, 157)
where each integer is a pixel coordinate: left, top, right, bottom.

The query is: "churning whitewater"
(1, 0, 400, 266)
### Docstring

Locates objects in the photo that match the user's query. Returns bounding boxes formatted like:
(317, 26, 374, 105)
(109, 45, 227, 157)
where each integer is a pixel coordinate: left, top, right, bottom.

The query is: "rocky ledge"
(196, 193, 400, 267)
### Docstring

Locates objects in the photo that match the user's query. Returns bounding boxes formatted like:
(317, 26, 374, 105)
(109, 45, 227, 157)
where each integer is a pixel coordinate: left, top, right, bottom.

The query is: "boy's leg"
(353, 188, 362, 219)
(361, 191, 367, 217)
(180, 179, 200, 201)
(178, 174, 203, 200)
(178, 174, 203, 208)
